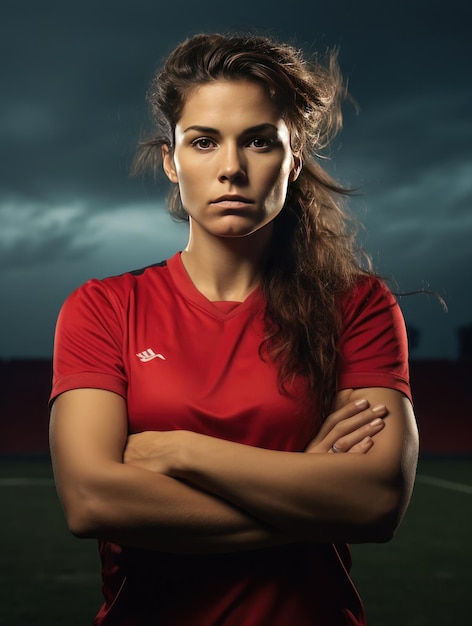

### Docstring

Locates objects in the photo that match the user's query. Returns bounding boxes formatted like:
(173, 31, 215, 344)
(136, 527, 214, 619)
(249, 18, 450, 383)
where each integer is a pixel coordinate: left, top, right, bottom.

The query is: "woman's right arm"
(50, 388, 284, 553)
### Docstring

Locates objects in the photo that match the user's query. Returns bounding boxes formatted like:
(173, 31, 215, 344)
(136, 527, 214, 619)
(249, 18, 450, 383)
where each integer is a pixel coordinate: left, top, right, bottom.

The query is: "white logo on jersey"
(136, 348, 166, 362)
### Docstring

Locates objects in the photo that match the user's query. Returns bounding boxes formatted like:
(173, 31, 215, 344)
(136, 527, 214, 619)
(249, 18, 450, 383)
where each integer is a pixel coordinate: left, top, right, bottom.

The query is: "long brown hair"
(132, 33, 373, 418)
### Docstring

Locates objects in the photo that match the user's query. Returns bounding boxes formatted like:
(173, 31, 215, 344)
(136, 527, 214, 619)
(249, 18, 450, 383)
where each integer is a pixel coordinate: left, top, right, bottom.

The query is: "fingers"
(319, 400, 387, 441)
(316, 399, 369, 440)
(330, 416, 385, 454)
(306, 399, 388, 454)
(332, 436, 374, 454)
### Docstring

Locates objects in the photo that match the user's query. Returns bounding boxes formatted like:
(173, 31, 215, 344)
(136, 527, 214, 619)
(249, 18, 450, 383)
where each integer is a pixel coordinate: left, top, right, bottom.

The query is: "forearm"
(122, 391, 418, 544)
(60, 461, 289, 553)
(167, 389, 419, 545)
(171, 437, 399, 543)
(50, 390, 290, 554)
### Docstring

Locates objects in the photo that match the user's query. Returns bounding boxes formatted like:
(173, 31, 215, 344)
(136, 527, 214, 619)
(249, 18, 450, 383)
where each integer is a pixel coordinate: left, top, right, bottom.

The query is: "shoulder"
(337, 274, 411, 399)
(340, 273, 405, 339)
(88, 258, 168, 295)
(62, 260, 169, 313)
(51, 260, 172, 404)
(342, 273, 396, 311)
(340, 274, 401, 331)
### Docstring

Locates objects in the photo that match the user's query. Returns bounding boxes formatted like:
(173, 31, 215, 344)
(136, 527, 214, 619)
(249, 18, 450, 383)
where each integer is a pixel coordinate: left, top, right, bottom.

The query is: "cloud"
(330, 83, 472, 275)
(0, 198, 188, 358)
(0, 0, 470, 359)
(0, 201, 96, 268)
(337, 87, 472, 183)
(0, 197, 186, 271)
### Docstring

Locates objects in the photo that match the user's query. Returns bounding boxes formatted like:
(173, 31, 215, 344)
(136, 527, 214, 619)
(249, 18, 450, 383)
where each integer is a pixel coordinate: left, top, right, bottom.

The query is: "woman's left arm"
(126, 386, 418, 544)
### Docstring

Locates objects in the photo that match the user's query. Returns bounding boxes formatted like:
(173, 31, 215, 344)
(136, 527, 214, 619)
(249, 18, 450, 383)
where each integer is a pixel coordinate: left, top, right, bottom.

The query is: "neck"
(181, 222, 273, 301)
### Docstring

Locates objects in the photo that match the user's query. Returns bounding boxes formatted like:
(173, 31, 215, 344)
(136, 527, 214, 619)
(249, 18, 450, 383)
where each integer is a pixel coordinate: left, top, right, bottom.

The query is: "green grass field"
(1, 456, 470, 625)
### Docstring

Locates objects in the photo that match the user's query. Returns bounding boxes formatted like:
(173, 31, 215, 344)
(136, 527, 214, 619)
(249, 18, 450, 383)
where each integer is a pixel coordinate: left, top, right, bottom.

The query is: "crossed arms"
(49, 386, 418, 553)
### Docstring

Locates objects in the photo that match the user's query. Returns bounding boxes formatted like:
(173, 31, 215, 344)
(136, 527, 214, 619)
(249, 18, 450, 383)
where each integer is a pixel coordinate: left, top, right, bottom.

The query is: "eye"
(248, 137, 275, 151)
(191, 137, 216, 150)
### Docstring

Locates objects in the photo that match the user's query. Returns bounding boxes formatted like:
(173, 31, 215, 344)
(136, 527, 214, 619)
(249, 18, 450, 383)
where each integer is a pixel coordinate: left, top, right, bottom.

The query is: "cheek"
(265, 164, 292, 200)
(176, 152, 211, 183)
(174, 162, 200, 198)
(268, 152, 293, 185)
(176, 173, 210, 216)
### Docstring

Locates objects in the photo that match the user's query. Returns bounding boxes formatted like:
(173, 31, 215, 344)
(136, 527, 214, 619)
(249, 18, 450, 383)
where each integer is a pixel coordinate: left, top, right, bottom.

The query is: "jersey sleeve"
(337, 276, 412, 402)
(49, 279, 127, 407)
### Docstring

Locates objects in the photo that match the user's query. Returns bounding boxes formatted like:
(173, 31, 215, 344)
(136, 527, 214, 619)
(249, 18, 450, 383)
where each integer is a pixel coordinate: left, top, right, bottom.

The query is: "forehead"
(177, 80, 283, 128)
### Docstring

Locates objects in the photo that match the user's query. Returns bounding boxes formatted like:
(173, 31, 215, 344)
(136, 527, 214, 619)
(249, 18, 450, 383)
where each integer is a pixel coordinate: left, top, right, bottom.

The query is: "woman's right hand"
(304, 399, 387, 455)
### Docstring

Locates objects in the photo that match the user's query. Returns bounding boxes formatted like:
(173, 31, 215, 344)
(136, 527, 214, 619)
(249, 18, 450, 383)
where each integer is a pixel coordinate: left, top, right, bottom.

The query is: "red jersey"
(50, 252, 411, 625)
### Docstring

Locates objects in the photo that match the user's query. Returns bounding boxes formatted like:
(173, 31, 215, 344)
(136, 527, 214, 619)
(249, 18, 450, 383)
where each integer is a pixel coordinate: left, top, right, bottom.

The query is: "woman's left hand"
(304, 398, 387, 455)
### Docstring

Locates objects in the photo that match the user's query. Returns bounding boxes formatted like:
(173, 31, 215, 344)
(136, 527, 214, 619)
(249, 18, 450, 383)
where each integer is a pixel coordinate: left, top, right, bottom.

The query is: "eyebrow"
(182, 123, 278, 135)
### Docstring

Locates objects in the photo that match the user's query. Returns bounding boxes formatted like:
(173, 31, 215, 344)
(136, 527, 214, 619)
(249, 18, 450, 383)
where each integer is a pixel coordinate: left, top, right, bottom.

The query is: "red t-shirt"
(50, 252, 411, 625)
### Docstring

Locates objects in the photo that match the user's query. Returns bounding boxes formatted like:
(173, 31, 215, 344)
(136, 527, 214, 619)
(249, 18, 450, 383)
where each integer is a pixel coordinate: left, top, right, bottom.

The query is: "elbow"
(55, 466, 125, 539)
(366, 514, 398, 544)
(64, 503, 100, 539)
(364, 486, 407, 543)
(68, 516, 100, 540)
(61, 491, 109, 539)
(351, 461, 416, 544)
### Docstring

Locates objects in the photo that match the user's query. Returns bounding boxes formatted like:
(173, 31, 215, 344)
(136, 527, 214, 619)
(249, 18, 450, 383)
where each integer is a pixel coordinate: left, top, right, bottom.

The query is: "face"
(162, 80, 301, 241)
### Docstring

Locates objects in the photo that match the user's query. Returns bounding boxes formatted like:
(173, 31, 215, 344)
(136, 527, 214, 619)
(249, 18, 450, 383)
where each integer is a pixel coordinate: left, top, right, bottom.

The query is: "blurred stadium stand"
(0, 359, 471, 456)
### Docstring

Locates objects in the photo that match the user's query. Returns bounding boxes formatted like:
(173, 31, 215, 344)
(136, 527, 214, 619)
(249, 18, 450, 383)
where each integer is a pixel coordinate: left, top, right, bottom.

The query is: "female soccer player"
(49, 33, 419, 625)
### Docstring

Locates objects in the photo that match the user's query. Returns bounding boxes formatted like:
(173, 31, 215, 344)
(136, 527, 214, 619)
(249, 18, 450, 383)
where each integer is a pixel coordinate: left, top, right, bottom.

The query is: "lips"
(211, 195, 254, 209)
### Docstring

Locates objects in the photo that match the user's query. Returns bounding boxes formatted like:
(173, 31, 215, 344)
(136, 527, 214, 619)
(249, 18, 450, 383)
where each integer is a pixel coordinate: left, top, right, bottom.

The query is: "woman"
(49, 33, 419, 625)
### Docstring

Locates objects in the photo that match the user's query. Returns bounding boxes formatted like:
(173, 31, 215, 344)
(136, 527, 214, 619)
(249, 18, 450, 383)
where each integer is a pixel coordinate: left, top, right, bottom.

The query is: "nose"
(218, 144, 247, 184)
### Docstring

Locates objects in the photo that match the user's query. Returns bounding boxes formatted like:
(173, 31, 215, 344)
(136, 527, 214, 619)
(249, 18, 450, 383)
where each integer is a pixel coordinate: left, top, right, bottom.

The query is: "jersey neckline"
(166, 252, 265, 321)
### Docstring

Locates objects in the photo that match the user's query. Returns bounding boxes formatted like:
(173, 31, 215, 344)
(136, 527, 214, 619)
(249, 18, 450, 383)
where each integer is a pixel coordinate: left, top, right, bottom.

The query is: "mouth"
(210, 195, 254, 209)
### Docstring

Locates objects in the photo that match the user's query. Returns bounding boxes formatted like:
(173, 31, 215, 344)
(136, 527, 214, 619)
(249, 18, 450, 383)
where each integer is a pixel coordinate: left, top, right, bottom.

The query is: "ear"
(289, 154, 302, 182)
(162, 145, 179, 183)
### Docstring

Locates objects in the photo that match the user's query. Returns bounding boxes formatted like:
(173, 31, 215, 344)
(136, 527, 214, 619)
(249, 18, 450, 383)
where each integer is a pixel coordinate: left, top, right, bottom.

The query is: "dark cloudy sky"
(1, 0, 470, 360)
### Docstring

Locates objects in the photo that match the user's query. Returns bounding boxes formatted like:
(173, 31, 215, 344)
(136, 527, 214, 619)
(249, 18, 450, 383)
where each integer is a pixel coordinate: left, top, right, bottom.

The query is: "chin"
(217, 227, 266, 239)
(215, 216, 274, 239)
